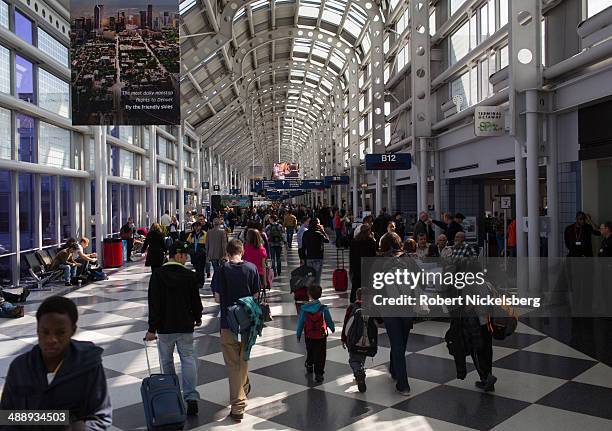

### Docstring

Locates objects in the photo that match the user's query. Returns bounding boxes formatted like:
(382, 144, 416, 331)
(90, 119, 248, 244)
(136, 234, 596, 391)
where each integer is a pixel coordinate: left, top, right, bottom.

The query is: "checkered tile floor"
(2, 229, 612, 430)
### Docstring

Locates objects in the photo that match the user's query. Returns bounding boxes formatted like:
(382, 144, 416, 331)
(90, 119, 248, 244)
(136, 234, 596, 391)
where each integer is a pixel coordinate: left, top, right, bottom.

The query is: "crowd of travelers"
(1, 200, 611, 430)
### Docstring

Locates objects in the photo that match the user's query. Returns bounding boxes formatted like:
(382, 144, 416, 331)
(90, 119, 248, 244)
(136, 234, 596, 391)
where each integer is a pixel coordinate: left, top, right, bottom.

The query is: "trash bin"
(103, 238, 123, 268)
(121, 240, 128, 262)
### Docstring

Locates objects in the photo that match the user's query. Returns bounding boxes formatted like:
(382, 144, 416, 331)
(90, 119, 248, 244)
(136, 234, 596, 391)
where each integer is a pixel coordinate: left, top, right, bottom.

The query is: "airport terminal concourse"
(0, 0, 612, 430)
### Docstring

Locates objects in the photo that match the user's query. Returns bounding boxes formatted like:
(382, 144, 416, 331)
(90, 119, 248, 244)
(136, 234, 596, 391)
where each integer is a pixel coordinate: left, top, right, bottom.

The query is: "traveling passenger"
(1, 296, 112, 429)
(302, 218, 330, 285)
(428, 234, 453, 259)
(211, 239, 261, 422)
(451, 231, 478, 259)
(507, 218, 517, 256)
(73, 237, 97, 275)
(599, 221, 612, 257)
(50, 243, 80, 286)
(168, 216, 180, 242)
(227, 209, 237, 233)
(145, 241, 203, 416)
(296, 284, 335, 382)
(120, 216, 136, 262)
(414, 232, 429, 259)
(341, 287, 382, 393)
(413, 211, 433, 242)
(379, 232, 414, 395)
(353, 214, 374, 237)
(296, 216, 310, 265)
(0, 291, 24, 318)
(187, 222, 207, 287)
(141, 223, 167, 271)
(160, 210, 172, 228)
(403, 238, 417, 255)
(394, 212, 406, 240)
(564, 211, 601, 257)
(431, 212, 465, 245)
(283, 210, 297, 250)
(349, 224, 377, 303)
(265, 215, 286, 276)
(206, 218, 229, 273)
(243, 229, 268, 288)
(333, 210, 343, 245)
(373, 208, 392, 241)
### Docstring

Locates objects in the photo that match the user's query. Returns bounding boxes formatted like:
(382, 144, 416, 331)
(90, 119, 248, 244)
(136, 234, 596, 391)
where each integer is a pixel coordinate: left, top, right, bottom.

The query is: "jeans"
(190, 250, 206, 286)
(286, 228, 295, 247)
(270, 246, 283, 276)
(349, 352, 366, 375)
(384, 317, 413, 391)
(335, 229, 343, 245)
(306, 259, 323, 285)
(157, 333, 199, 402)
(0, 301, 17, 317)
(59, 264, 77, 283)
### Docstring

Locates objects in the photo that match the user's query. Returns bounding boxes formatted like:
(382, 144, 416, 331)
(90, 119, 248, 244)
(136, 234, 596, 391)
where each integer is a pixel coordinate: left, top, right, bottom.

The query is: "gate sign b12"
(365, 154, 412, 170)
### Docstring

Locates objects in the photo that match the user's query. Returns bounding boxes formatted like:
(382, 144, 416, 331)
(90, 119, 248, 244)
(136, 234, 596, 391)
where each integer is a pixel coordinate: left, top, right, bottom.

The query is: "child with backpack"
(341, 288, 382, 393)
(296, 285, 335, 382)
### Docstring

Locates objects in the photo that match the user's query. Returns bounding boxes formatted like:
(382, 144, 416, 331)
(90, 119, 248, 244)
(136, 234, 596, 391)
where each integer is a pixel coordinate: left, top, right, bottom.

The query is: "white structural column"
(177, 126, 185, 225)
(94, 126, 109, 259)
(547, 104, 559, 257)
(148, 126, 158, 223)
(348, 57, 360, 217)
(410, 0, 431, 214)
(510, 0, 542, 258)
(371, 13, 385, 213)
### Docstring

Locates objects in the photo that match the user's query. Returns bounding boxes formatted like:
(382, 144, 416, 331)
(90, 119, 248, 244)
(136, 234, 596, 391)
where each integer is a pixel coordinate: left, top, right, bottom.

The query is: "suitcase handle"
(143, 338, 158, 376)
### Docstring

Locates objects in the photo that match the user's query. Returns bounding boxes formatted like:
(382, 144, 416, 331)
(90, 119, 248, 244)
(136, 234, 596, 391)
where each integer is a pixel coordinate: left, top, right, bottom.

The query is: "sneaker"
(355, 370, 367, 393)
(186, 400, 198, 416)
(305, 362, 314, 374)
(395, 384, 411, 396)
(315, 374, 324, 383)
(229, 412, 243, 422)
(65, 282, 72, 287)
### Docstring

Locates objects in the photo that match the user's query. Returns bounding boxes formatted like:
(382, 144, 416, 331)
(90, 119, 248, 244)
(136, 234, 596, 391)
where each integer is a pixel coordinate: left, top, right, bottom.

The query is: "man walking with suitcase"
(145, 241, 204, 416)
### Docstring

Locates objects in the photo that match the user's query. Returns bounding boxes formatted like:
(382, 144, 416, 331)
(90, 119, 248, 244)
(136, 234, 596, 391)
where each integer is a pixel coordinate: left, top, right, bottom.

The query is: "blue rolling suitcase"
(141, 340, 186, 430)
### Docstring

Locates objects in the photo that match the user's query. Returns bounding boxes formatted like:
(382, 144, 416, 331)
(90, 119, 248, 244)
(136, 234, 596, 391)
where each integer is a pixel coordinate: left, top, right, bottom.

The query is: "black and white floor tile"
(1, 228, 612, 430)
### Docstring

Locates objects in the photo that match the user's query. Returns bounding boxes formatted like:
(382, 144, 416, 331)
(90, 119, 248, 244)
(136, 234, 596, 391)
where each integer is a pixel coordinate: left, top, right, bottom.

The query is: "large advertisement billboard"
(272, 162, 300, 179)
(70, 1, 180, 125)
(220, 195, 253, 208)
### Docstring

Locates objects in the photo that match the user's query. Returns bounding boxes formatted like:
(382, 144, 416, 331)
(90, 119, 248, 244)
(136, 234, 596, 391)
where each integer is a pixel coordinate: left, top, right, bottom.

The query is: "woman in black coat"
(141, 223, 166, 270)
(348, 224, 378, 303)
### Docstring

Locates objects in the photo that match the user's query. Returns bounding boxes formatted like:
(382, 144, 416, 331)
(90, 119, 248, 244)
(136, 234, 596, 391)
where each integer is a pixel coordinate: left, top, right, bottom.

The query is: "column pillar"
(177, 127, 185, 228)
(94, 126, 108, 259)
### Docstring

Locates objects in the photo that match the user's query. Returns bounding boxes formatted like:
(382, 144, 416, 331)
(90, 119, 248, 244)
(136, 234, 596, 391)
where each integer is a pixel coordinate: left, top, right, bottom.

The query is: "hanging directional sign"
(230, 188, 241, 195)
(324, 175, 350, 185)
(365, 153, 412, 170)
(213, 184, 220, 191)
(202, 181, 210, 190)
(253, 179, 327, 190)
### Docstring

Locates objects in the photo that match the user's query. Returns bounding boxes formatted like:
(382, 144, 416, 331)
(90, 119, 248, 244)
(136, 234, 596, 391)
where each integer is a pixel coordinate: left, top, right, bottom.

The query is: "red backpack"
(304, 310, 328, 339)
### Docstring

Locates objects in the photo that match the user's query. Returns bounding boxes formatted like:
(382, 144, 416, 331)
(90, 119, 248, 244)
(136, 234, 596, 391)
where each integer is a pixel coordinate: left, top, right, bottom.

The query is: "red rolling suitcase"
(333, 249, 348, 292)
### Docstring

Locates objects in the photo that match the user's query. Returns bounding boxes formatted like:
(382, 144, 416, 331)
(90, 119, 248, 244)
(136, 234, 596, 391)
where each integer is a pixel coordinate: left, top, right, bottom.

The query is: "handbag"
(259, 286, 273, 322)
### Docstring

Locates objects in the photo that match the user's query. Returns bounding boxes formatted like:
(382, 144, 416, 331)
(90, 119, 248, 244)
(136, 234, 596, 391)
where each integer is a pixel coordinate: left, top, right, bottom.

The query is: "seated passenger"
(0, 292, 24, 318)
(0, 296, 112, 429)
(50, 243, 81, 286)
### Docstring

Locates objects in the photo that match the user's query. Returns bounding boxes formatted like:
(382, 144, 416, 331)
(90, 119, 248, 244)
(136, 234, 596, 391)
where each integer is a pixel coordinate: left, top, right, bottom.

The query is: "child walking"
(296, 285, 335, 382)
(341, 288, 381, 393)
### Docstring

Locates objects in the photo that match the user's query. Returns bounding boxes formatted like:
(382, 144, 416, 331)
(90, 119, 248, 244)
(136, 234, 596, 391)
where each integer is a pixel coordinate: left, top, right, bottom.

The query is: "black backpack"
(290, 265, 316, 293)
(345, 305, 378, 357)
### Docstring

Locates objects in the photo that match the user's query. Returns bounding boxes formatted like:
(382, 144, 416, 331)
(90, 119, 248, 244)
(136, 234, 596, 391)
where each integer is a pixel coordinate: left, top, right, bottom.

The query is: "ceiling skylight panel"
(251, 0, 269, 11)
(298, 0, 321, 18)
(179, 0, 196, 15)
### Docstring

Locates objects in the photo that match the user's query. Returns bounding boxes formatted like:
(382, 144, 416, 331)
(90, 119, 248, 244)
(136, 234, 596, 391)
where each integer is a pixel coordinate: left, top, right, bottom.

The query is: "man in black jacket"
(431, 212, 465, 245)
(302, 218, 330, 285)
(1, 296, 112, 430)
(145, 241, 204, 416)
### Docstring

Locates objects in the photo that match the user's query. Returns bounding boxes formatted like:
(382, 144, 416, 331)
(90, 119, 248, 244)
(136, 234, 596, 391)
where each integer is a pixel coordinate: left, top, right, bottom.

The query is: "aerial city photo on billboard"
(70, 1, 180, 125)
(272, 162, 300, 179)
